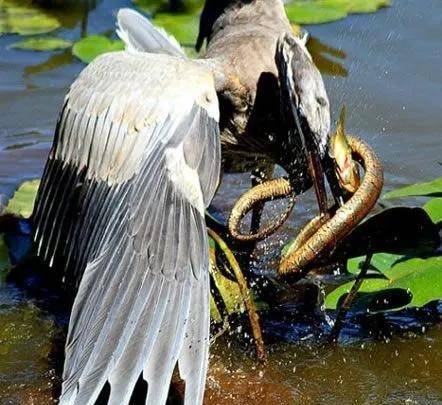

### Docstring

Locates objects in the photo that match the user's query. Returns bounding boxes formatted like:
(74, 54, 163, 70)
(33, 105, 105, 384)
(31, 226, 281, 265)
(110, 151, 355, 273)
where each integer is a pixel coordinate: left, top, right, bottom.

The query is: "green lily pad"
(0, 1, 61, 35)
(72, 35, 124, 64)
(347, 253, 404, 275)
(4, 179, 40, 219)
(423, 198, 442, 224)
(325, 256, 442, 310)
(153, 13, 199, 45)
(9, 36, 72, 51)
(383, 177, 442, 199)
(285, 2, 348, 24)
(133, 0, 203, 15)
(285, 0, 390, 25)
(132, 0, 165, 15)
(338, 0, 390, 13)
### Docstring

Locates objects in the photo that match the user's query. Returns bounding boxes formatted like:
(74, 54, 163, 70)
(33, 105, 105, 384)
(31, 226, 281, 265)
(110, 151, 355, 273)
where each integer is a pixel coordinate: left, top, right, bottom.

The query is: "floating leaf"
(9, 36, 72, 51)
(285, 0, 390, 25)
(339, 289, 412, 313)
(72, 35, 124, 64)
(424, 198, 442, 224)
(4, 180, 40, 219)
(340, 0, 390, 13)
(383, 177, 442, 199)
(347, 253, 404, 275)
(132, 0, 165, 14)
(133, 0, 203, 14)
(153, 13, 199, 45)
(285, 2, 347, 24)
(0, 1, 61, 35)
(325, 256, 442, 309)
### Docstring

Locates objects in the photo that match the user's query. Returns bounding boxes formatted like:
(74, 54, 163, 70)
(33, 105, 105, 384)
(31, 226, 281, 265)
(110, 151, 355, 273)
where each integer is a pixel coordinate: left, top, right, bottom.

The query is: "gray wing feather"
(61, 129, 215, 403)
(33, 52, 220, 404)
(117, 8, 185, 57)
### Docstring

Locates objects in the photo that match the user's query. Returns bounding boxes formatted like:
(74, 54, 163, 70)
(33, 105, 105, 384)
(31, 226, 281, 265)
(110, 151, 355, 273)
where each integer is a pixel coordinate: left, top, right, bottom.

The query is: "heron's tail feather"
(117, 8, 185, 57)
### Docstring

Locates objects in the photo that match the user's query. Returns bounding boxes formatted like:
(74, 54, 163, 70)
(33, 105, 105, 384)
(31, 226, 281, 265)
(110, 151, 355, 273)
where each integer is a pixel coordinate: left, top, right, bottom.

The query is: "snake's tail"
(279, 136, 383, 275)
(228, 178, 295, 242)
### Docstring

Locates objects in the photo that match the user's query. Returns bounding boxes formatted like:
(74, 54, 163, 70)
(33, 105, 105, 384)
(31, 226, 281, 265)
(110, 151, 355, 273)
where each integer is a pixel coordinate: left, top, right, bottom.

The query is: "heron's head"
(275, 34, 359, 194)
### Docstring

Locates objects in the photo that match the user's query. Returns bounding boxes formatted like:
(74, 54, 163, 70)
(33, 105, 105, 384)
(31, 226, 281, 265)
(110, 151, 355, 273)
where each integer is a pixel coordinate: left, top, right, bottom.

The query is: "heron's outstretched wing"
(32, 51, 220, 405)
(117, 8, 185, 57)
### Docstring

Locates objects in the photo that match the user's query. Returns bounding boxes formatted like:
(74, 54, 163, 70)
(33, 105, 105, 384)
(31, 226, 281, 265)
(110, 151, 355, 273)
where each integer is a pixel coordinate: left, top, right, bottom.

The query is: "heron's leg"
(307, 150, 330, 219)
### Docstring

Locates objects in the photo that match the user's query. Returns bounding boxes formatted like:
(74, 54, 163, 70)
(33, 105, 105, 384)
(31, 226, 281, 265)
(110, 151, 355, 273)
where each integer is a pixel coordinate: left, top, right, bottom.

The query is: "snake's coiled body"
(228, 136, 384, 275)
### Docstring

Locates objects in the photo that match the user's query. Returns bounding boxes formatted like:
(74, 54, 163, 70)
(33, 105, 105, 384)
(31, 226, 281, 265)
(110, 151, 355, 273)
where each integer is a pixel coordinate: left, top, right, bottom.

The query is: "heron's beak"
(329, 106, 360, 194)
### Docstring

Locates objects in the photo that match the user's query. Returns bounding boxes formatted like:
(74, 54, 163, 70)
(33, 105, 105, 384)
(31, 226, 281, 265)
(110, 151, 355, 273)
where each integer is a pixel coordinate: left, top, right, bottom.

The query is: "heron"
(31, 1, 370, 404)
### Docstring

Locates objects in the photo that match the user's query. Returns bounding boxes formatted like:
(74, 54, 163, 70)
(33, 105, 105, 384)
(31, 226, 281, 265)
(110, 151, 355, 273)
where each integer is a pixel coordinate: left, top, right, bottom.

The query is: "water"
(0, 0, 440, 403)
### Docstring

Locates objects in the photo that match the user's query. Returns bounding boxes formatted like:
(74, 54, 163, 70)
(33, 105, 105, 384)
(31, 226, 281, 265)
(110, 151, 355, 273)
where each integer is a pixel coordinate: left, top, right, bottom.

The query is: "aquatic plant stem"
(207, 228, 267, 362)
(328, 252, 373, 343)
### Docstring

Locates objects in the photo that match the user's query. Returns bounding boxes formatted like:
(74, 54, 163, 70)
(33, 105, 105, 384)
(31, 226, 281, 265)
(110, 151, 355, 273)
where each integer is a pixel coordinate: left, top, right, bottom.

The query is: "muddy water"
(0, 0, 441, 403)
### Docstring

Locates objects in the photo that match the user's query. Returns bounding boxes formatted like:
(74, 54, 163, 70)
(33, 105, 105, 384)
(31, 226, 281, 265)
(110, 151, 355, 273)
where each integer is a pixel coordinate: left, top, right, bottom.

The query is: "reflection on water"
(308, 36, 348, 77)
(0, 0, 440, 403)
(23, 49, 74, 77)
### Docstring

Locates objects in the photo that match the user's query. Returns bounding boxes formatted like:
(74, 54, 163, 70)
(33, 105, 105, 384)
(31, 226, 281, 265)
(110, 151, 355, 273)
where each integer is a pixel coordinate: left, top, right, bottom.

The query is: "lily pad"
(132, 0, 165, 15)
(72, 35, 124, 64)
(325, 255, 442, 310)
(285, 2, 347, 24)
(4, 180, 40, 219)
(424, 198, 442, 224)
(153, 13, 199, 45)
(133, 0, 203, 15)
(0, 0, 61, 35)
(347, 252, 404, 275)
(383, 177, 442, 199)
(285, 0, 390, 25)
(9, 36, 72, 51)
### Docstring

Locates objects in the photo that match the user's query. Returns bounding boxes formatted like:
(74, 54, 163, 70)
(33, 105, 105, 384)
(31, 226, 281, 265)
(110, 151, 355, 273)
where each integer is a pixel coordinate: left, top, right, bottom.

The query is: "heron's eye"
(316, 96, 327, 107)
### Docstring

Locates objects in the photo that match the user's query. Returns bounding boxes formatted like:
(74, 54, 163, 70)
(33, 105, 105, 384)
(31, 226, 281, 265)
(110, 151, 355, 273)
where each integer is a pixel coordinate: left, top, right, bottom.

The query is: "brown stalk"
(207, 228, 267, 362)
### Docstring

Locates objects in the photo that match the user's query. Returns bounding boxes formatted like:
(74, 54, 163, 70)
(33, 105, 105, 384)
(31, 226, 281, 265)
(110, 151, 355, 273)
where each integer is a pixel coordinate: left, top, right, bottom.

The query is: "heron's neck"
(197, 0, 288, 51)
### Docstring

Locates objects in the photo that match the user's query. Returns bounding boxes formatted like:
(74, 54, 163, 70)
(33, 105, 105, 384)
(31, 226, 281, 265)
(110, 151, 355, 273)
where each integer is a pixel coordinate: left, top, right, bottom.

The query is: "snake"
(228, 135, 384, 275)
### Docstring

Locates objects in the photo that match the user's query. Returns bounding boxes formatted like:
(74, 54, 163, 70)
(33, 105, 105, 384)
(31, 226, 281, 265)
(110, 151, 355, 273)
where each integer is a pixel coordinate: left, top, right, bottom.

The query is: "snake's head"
(329, 106, 360, 193)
